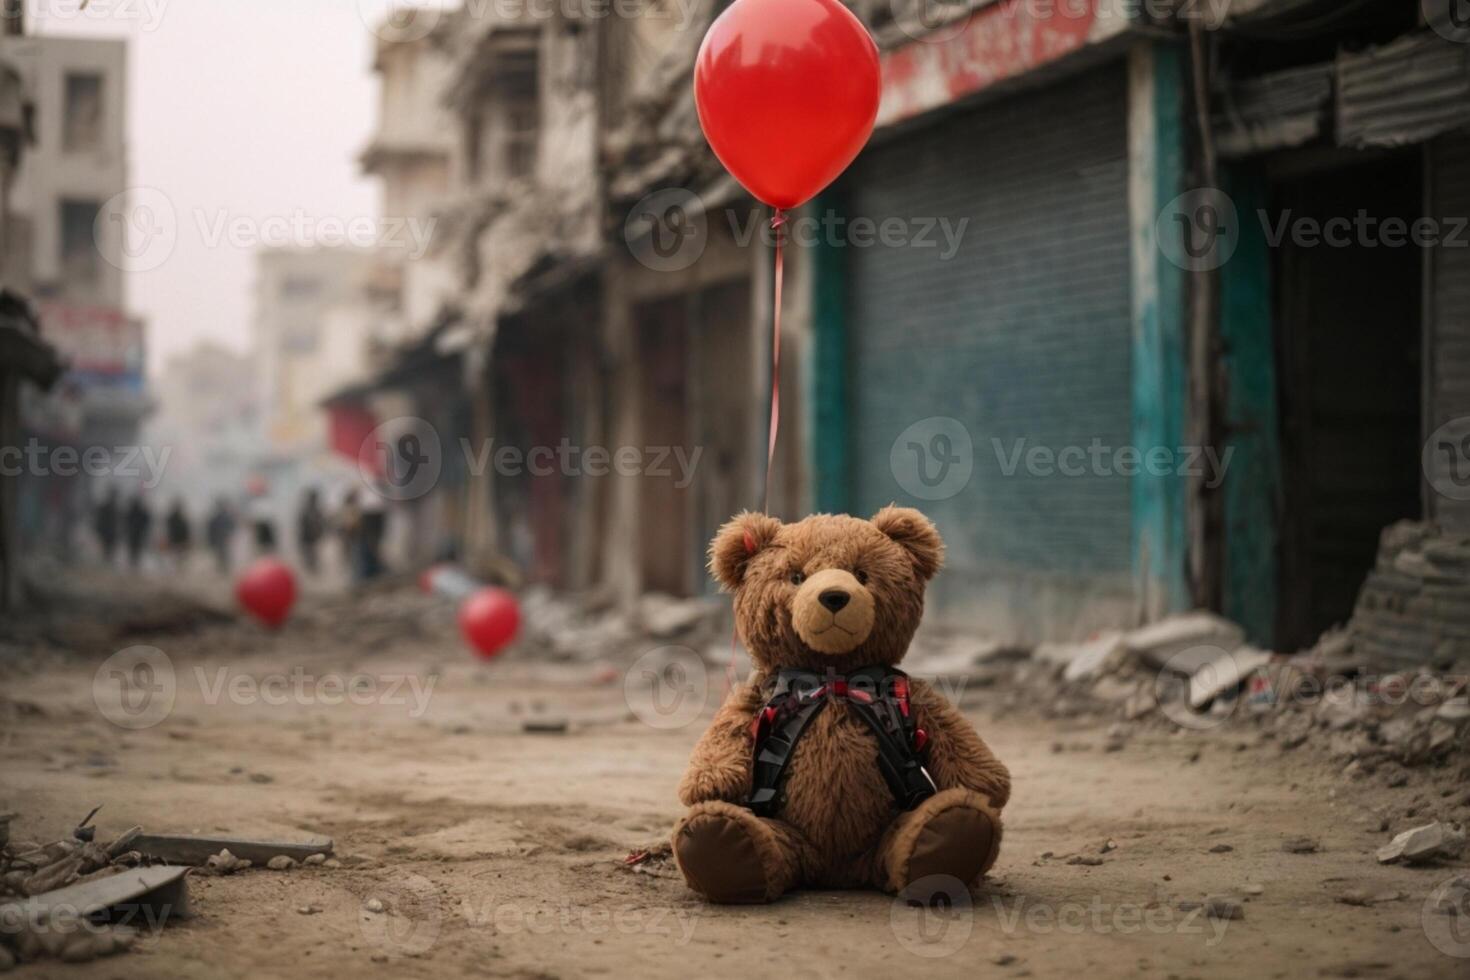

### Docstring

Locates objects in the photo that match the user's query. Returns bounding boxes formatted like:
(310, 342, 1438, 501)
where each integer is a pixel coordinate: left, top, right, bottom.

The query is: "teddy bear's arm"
(677, 678, 767, 807)
(909, 679, 1011, 810)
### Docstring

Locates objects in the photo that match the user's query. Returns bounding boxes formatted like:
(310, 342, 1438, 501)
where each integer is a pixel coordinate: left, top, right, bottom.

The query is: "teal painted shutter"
(844, 65, 1133, 636)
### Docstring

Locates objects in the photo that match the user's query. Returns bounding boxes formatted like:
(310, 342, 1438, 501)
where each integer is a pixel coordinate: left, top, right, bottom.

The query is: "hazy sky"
(33, 0, 454, 375)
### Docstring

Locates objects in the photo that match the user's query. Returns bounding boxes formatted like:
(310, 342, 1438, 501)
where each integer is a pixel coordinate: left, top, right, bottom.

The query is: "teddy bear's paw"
(884, 788, 1002, 894)
(673, 801, 791, 904)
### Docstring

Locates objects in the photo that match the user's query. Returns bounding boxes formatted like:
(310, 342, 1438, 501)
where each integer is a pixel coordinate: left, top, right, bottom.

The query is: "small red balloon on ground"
(236, 558, 297, 629)
(459, 587, 520, 660)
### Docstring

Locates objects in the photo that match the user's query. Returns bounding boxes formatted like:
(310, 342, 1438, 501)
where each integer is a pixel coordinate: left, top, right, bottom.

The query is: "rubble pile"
(1326, 521, 1470, 673)
(912, 607, 1470, 774)
(0, 809, 337, 969)
(0, 811, 150, 967)
(515, 587, 726, 667)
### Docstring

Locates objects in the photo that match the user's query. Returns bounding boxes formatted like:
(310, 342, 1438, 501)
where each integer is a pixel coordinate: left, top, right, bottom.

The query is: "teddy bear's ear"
(708, 511, 782, 591)
(872, 505, 945, 581)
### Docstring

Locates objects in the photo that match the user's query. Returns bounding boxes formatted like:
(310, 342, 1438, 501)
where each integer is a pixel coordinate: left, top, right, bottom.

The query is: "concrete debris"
(1123, 613, 1246, 673)
(132, 832, 333, 866)
(1314, 522, 1470, 672)
(1189, 647, 1273, 710)
(1375, 822, 1466, 865)
(637, 593, 719, 639)
(1032, 631, 1125, 682)
(0, 864, 188, 967)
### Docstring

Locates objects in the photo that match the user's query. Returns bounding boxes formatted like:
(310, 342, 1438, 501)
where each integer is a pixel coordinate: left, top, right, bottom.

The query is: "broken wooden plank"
(130, 833, 332, 866)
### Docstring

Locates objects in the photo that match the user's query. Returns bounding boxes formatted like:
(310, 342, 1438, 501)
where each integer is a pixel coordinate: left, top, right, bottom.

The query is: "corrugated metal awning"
(1338, 31, 1470, 149)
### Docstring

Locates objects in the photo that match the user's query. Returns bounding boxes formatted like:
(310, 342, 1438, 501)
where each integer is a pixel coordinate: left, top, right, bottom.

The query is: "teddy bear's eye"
(790, 571, 806, 586)
(855, 569, 869, 585)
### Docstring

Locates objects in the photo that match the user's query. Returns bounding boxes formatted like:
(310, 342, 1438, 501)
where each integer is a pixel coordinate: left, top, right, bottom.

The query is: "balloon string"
(728, 206, 786, 699)
(763, 207, 785, 513)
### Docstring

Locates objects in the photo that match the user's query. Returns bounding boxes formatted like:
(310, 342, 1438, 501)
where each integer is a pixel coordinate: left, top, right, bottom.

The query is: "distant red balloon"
(236, 558, 297, 629)
(694, 0, 881, 210)
(459, 587, 520, 660)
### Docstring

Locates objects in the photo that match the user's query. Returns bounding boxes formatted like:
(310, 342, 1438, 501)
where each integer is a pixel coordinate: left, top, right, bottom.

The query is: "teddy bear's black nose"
(818, 589, 850, 613)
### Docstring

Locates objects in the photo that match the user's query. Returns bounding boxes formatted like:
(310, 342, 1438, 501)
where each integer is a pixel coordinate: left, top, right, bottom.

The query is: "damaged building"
(341, 0, 1470, 665)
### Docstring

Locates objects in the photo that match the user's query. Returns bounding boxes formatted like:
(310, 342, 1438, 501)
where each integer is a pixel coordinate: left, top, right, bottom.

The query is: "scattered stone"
(1281, 836, 1320, 854)
(993, 954, 1018, 966)
(298, 904, 322, 915)
(1242, 883, 1264, 896)
(1375, 822, 1465, 865)
(249, 773, 274, 784)
(1385, 770, 1409, 788)
(1066, 855, 1104, 866)
(363, 898, 385, 913)
(1203, 895, 1244, 920)
(266, 856, 297, 871)
(303, 853, 327, 866)
(1209, 843, 1234, 853)
(1099, 839, 1117, 854)
(1338, 889, 1402, 907)
(323, 859, 342, 869)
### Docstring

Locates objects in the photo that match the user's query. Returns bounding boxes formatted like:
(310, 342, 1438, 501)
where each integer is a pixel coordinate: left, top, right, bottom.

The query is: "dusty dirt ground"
(2, 580, 1469, 979)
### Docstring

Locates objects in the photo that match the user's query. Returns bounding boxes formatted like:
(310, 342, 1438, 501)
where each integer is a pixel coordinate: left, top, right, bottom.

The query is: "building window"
(63, 73, 104, 153)
(491, 30, 539, 180)
(59, 199, 101, 292)
(504, 98, 538, 179)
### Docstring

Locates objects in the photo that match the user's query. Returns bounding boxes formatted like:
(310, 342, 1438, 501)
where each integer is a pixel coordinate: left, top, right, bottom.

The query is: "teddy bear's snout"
(818, 589, 850, 612)
(791, 568, 875, 654)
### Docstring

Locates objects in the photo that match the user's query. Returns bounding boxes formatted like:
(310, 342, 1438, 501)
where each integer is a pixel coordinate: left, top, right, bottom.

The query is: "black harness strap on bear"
(744, 666, 937, 818)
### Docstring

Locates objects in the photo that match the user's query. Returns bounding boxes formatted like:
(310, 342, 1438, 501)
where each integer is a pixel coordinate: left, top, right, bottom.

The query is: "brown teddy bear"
(672, 506, 1011, 903)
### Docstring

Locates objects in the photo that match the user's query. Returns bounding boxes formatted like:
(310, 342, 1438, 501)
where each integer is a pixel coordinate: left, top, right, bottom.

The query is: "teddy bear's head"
(708, 506, 944, 674)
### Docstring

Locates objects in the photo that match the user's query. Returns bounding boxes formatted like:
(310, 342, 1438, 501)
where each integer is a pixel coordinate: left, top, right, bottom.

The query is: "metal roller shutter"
(845, 64, 1133, 635)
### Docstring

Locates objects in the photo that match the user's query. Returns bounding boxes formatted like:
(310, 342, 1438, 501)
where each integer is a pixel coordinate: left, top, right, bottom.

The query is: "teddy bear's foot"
(877, 788, 1002, 895)
(673, 800, 809, 904)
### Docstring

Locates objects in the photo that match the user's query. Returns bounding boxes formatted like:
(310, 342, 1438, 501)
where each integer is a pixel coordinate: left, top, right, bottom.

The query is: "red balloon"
(459, 587, 520, 660)
(694, 0, 881, 210)
(236, 558, 297, 629)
